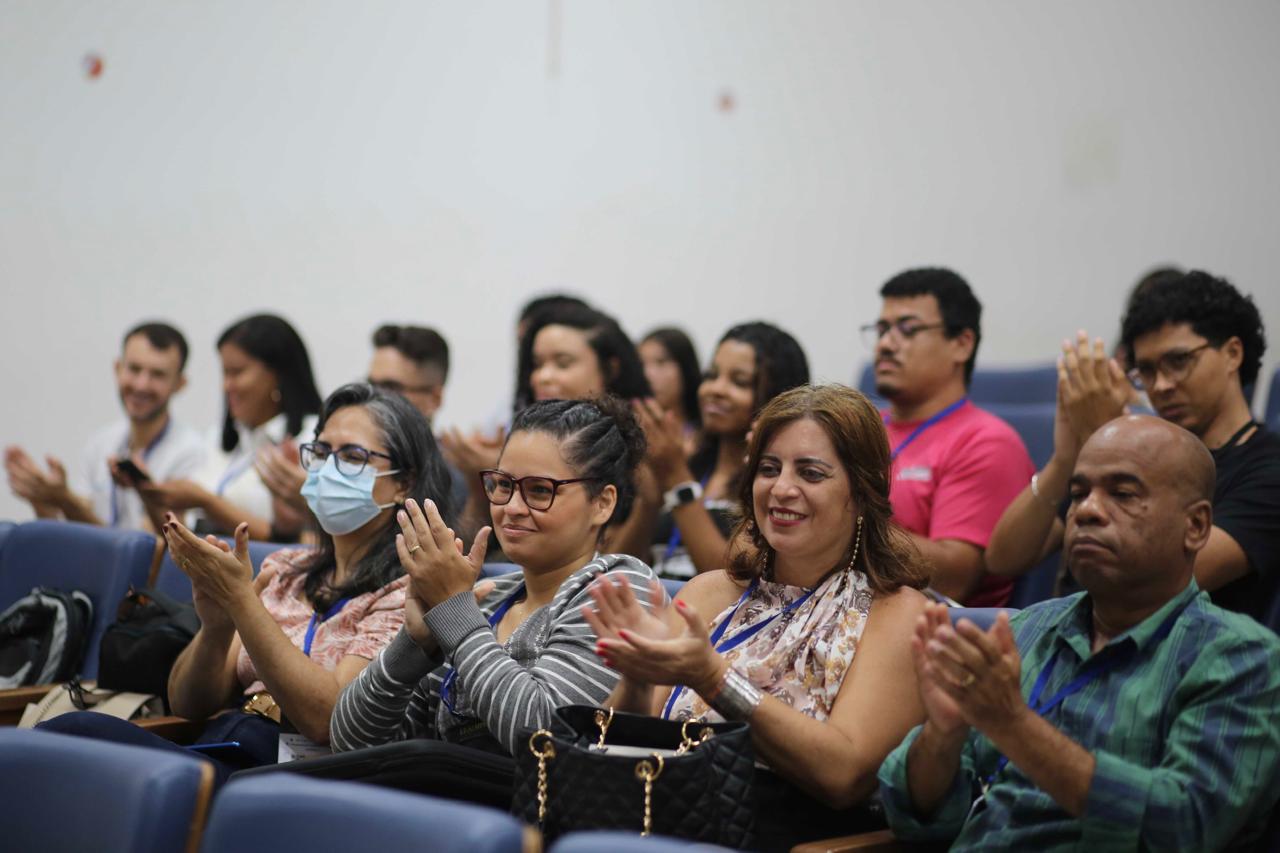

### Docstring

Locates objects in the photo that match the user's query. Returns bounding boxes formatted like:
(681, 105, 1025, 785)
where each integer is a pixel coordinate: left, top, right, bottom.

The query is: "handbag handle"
(528, 729, 557, 826)
(634, 753, 665, 837)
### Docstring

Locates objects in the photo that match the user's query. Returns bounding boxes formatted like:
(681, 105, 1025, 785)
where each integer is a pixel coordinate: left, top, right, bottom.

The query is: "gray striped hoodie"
(330, 553, 662, 756)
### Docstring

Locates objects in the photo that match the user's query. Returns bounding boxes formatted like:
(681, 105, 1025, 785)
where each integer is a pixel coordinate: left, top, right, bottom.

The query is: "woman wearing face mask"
(636, 322, 810, 578)
(137, 314, 323, 541)
(330, 395, 661, 758)
(39, 384, 454, 783)
(588, 385, 929, 849)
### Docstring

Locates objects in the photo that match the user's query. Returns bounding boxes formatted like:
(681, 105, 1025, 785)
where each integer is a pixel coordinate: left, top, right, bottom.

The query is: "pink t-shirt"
(884, 400, 1033, 608)
(236, 548, 408, 695)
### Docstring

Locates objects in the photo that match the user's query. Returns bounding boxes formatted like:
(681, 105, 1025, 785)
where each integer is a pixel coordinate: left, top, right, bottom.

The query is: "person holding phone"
(5, 322, 205, 531)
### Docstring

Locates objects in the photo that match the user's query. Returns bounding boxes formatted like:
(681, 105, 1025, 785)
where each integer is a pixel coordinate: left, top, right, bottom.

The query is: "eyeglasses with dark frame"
(478, 469, 600, 511)
(858, 319, 947, 350)
(299, 441, 396, 477)
(1126, 342, 1213, 391)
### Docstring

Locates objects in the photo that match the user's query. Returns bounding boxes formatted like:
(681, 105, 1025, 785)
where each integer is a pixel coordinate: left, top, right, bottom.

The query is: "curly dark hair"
(503, 395, 647, 543)
(513, 304, 650, 413)
(1120, 269, 1266, 387)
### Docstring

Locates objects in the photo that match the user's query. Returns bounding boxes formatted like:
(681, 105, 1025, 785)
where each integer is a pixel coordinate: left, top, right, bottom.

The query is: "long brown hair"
(726, 384, 928, 594)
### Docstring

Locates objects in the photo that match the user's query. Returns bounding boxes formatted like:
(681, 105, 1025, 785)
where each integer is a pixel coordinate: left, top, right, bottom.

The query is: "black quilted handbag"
(512, 705, 757, 848)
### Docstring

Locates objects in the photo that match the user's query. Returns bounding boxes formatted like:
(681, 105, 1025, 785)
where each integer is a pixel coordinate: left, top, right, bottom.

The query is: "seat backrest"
(551, 830, 731, 852)
(202, 774, 530, 853)
(0, 520, 159, 678)
(151, 539, 281, 601)
(858, 362, 1058, 406)
(950, 607, 1020, 631)
(0, 728, 213, 853)
(1265, 367, 1280, 432)
(0, 520, 15, 558)
(986, 402, 1056, 469)
(1009, 553, 1062, 609)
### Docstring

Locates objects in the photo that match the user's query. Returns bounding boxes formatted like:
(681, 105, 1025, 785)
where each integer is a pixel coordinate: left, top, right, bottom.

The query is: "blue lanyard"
(440, 584, 525, 714)
(886, 398, 967, 462)
(660, 578, 818, 720)
(109, 418, 171, 526)
(662, 474, 712, 561)
(302, 596, 352, 657)
(215, 451, 258, 496)
(984, 600, 1188, 784)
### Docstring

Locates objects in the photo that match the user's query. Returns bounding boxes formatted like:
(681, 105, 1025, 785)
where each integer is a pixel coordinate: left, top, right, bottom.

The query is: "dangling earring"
(270, 388, 282, 403)
(844, 515, 864, 572)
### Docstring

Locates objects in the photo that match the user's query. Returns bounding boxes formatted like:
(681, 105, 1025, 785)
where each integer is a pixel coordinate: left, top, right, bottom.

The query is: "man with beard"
(862, 268, 1034, 606)
(879, 415, 1280, 850)
(5, 322, 205, 531)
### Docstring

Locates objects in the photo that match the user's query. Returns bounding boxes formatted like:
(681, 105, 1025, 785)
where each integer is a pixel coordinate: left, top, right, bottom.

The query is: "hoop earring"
(844, 515, 864, 572)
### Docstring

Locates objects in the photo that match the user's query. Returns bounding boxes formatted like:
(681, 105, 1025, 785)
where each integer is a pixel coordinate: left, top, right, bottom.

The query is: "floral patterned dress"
(664, 567, 874, 723)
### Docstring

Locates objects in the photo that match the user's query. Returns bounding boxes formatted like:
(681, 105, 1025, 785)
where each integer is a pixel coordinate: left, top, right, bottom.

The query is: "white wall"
(3, 0, 1278, 521)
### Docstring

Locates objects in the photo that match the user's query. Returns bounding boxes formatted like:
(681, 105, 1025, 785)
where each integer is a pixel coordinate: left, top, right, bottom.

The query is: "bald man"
(879, 416, 1280, 850)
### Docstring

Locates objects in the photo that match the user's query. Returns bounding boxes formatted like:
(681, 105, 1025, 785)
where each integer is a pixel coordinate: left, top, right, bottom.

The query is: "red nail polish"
(618, 630, 629, 640)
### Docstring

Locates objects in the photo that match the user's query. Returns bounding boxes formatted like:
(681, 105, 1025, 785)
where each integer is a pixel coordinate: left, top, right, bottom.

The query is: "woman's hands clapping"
(396, 498, 492, 610)
(586, 575, 726, 696)
(162, 513, 255, 628)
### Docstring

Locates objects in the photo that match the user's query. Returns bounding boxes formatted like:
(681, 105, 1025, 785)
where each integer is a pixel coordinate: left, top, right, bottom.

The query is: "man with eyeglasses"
(862, 268, 1035, 607)
(986, 270, 1280, 627)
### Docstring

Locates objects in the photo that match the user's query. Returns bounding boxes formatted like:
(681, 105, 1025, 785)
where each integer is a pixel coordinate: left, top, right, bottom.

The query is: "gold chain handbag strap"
(634, 753, 666, 837)
(528, 729, 557, 826)
(593, 706, 615, 749)
(675, 718, 715, 756)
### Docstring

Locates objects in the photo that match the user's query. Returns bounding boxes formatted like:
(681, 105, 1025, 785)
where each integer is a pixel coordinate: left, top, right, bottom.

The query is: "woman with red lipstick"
(588, 384, 930, 848)
(638, 321, 810, 579)
(330, 395, 662, 758)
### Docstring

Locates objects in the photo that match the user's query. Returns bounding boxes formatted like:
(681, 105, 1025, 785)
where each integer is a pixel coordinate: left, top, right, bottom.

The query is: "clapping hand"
(915, 603, 1024, 736)
(162, 513, 255, 613)
(1058, 330, 1130, 451)
(396, 498, 492, 609)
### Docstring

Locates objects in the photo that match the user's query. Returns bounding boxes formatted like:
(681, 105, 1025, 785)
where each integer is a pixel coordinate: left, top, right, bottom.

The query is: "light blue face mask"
(301, 456, 401, 536)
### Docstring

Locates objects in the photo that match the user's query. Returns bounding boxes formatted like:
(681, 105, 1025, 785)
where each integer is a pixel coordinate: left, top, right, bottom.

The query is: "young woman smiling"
(330, 396, 661, 756)
(588, 384, 930, 848)
(637, 321, 810, 578)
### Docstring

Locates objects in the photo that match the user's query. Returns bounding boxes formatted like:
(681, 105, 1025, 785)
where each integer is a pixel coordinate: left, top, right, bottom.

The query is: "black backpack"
(97, 586, 200, 701)
(0, 586, 94, 688)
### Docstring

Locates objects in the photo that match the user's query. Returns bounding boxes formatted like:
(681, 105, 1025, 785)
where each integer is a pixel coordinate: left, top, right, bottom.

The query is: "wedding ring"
(960, 672, 976, 688)
(407, 544, 421, 554)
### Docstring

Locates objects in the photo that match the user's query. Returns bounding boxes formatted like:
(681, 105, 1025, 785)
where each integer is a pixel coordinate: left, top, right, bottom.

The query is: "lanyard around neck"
(886, 398, 967, 462)
(302, 596, 353, 657)
(439, 584, 525, 714)
(984, 598, 1189, 784)
(660, 577, 819, 720)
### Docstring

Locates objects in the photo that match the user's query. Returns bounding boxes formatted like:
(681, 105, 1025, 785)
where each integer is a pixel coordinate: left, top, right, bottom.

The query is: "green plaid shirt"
(879, 581, 1280, 851)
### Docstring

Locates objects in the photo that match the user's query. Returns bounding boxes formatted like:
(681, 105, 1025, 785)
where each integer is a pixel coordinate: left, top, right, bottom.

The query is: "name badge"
(278, 732, 332, 763)
(898, 466, 932, 482)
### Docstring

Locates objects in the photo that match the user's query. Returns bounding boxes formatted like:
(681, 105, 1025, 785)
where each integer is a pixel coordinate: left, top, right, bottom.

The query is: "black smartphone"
(116, 457, 150, 483)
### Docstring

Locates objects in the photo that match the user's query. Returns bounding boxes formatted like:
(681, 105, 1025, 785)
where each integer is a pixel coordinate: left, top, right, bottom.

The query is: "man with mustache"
(4, 322, 205, 531)
(879, 415, 1280, 850)
(987, 270, 1280, 626)
(863, 268, 1034, 606)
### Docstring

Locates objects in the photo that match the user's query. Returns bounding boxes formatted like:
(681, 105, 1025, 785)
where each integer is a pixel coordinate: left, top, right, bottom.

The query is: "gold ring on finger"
(407, 544, 421, 555)
(960, 672, 976, 688)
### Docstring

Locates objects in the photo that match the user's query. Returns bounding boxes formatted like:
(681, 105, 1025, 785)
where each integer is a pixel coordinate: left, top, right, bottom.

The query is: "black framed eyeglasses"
(1126, 343, 1213, 391)
(479, 469, 600, 511)
(299, 441, 396, 476)
(858, 320, 947, 350)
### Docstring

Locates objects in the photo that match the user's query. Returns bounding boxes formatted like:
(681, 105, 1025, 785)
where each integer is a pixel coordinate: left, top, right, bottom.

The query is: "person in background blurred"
(638, 326, 702, 457)
(5, 321, 205, 531)
(136, 313, 323, 541)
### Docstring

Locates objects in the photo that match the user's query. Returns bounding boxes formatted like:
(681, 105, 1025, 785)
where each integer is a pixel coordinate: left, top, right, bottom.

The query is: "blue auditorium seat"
(202, 774, 532, 853)
(0, 520, 14, 558)
(857, 362, 1058, 406)
(1265, 366, 1280, 433)
(150, 538, 282, 601)
(1009, 553, 1061, 609)
(987, 403, 1056, 469)
(0, 727, 213, 853)
(949, 607, 1019, 631)
(551, 831, 735, 852)
(0, 520, 159, 678)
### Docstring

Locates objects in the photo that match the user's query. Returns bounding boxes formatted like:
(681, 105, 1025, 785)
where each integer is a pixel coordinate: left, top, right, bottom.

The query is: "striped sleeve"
(1080, 626, 1280, 849)
(425, 555, 663, 755)
(329, 627, 444, 752)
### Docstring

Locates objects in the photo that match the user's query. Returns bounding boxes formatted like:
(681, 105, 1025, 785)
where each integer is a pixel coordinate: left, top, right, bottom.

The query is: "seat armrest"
(792, 829, 945, 852)
(0, 685, 57, 726)
(135, 715, 207, 743)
